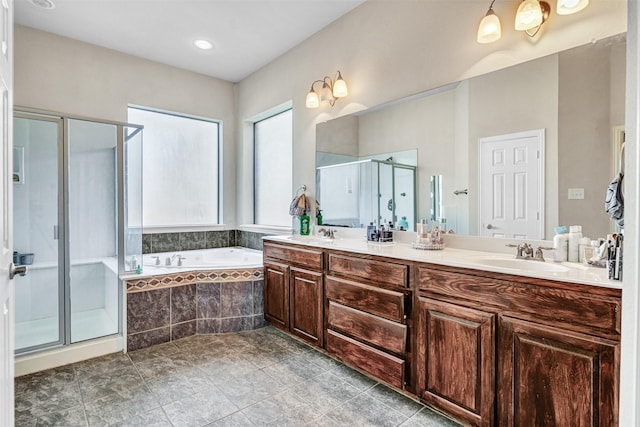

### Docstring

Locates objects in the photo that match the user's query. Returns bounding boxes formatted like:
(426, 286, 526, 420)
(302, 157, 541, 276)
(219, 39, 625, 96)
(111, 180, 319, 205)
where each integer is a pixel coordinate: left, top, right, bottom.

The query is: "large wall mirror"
(316, 33, 626, 240)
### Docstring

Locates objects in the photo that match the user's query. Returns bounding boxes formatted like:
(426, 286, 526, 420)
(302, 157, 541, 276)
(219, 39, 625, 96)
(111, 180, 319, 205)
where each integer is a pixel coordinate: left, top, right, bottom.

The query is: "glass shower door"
(67, 119, 119, 343)
(13, 115, 63, 352)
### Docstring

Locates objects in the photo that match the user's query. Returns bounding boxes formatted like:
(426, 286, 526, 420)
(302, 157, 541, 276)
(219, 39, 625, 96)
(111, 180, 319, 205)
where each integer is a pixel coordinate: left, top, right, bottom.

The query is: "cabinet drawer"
(325, 275, 407, 323)
(328, 253, 408, 287)
(264, 243, 323, 270)
(326, 329, 405, 389)
(418, 267, 621, 338)
(328, 301, 407, 355)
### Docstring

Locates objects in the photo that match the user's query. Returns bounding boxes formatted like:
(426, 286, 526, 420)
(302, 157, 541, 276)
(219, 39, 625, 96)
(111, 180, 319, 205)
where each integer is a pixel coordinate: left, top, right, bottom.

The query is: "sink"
(469, 257, 570, 273)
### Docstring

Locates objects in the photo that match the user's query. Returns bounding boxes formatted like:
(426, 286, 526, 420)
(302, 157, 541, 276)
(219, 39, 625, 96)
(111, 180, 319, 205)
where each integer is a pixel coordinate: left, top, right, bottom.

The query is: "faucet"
(165, 254, 186, 266)
(317, 228, 336, 239)
(506, 242, 534, 259)
(507, 243, 553, 261)
(533, 246, 554, 262)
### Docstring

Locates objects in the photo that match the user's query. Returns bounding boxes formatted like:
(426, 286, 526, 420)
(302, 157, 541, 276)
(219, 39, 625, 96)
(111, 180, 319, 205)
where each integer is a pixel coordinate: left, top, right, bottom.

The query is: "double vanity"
(262, 234, 621, 427)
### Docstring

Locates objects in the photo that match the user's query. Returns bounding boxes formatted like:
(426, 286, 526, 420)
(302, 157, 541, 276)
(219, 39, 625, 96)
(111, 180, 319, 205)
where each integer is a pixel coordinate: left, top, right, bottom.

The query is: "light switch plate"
(568, 188, 585, 200)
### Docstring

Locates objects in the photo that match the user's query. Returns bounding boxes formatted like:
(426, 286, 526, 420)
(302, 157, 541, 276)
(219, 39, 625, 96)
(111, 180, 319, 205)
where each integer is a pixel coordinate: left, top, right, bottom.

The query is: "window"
(128, 107, 220, 228)
(254, 109, 292, 227)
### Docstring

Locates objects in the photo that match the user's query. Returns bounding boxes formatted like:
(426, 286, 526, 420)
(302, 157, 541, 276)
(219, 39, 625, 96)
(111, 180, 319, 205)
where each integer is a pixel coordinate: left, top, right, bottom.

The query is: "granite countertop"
(263, 235, 621, 290)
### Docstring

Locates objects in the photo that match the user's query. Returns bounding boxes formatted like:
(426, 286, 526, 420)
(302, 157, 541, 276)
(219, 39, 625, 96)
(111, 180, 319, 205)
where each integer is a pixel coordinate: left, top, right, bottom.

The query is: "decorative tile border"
(126, 268, 264, 293)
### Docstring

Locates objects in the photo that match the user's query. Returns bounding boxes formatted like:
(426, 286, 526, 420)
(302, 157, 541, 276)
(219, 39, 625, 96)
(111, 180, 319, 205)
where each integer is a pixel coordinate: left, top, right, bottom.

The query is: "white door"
(479, 129, 544, 239)
(0, 0, 13, 425)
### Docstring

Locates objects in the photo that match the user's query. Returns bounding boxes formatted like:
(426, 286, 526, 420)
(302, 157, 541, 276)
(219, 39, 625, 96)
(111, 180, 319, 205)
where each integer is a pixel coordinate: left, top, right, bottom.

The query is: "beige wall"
(467, 54, 559, 238)
(236, 0, 627, 225)
(14, 25, 238, 226)
(558, 41, 625, 238)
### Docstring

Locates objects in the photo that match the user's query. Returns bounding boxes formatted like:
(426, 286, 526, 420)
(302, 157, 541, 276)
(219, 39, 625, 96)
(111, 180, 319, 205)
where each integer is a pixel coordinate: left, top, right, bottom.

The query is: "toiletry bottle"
(553, 232, 569, 262)
(316, 210, 323, 226)
(367, 222, 376, 241)
(568, 225, 582, 262)
(398, 216, 409, 231)
(300, 211, 310, 236)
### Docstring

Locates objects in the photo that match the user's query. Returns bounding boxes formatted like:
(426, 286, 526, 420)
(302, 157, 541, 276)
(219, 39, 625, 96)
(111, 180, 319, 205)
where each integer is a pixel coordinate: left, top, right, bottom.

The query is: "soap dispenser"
(300, 211, 311, 235)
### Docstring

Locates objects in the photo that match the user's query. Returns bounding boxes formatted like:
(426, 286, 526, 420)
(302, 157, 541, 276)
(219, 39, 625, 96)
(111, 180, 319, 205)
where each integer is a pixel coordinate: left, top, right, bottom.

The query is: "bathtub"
(141, 247, 263, 272)
(124, 246, 266, 351)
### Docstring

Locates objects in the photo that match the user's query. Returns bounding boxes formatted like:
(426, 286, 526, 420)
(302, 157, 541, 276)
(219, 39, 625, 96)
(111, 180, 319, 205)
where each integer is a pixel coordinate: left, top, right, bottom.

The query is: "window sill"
(142, 224, 228, 234)
(238, 224, 292, 235)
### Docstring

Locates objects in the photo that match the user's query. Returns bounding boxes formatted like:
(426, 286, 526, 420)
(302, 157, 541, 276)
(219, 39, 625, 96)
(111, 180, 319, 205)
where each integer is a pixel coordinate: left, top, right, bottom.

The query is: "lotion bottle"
(553, 233, 569, 262)
(568, 225, 582, 262)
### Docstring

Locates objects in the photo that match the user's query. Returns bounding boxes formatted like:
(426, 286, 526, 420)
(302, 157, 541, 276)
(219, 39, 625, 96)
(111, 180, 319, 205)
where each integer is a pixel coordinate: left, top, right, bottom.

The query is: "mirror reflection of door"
(479, 129, 544, 239)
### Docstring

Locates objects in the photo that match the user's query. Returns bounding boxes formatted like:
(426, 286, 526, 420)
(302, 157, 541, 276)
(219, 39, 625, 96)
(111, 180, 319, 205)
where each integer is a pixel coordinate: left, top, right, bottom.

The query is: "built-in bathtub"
(123, 247, 265, 351)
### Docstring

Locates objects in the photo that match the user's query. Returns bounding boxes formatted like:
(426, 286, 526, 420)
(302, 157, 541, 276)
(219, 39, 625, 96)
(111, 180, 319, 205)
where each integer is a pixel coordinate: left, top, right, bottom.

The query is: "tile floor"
(15, 326, 462, 427)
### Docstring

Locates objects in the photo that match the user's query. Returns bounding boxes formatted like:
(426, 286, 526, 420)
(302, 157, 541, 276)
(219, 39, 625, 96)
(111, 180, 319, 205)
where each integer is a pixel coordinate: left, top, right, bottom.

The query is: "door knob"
(9, 263, 28, 280)
(486, 224, 494, 229)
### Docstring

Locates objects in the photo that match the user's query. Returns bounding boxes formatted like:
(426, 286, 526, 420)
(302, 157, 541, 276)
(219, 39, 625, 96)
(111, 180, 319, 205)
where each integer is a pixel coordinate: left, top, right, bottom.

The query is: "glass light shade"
(515, 0, 543, 31)
(333, 74, 348, 98)
(557, 0, 588, 15)
(306, 90, 319, 108)
(477, 10, 501, 44)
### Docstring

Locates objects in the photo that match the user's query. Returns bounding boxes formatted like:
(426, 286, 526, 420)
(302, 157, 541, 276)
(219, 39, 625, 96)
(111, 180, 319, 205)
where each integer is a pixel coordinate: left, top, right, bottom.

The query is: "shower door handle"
(54, 225, 59, 240)
(9, 263, 28, 280)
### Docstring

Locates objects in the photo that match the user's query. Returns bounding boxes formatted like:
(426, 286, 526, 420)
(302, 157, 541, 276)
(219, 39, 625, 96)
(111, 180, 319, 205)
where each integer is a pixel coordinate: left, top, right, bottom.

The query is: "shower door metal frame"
(14, 106, 142, 354)
(13, 111, 66, 353)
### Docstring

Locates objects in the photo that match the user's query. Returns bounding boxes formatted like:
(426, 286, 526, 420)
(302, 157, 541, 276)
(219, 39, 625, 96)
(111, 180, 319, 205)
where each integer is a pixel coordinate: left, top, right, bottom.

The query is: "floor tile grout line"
(71, 364, 90, 427)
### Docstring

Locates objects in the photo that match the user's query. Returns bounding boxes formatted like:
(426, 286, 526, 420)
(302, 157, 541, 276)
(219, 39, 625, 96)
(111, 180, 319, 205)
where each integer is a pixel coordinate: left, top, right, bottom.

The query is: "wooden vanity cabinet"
(263, 242, 324, 347)
(497, 316, 619, 427)
(417, 265, 621, 427)
(415, 297, 496, 427)
(324, 252, 411, 390)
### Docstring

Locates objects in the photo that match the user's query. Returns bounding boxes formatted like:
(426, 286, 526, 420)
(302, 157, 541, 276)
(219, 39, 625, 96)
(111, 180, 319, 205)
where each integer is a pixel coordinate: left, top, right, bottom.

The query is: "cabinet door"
(416, 297, 495, 427)
(498, 316, 619, 427)
(263, 261, 289, 331)
(290, 267, 323, 347)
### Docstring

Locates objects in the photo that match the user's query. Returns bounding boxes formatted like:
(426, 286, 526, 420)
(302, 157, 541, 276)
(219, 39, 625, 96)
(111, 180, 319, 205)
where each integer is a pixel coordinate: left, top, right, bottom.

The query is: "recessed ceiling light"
(193, 39, 214, 50)
(28, 0, 55, 9)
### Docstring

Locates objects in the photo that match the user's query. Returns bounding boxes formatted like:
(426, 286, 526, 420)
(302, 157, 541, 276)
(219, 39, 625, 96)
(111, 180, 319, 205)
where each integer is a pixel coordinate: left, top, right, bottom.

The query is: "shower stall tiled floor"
(15, 326, 462, 427)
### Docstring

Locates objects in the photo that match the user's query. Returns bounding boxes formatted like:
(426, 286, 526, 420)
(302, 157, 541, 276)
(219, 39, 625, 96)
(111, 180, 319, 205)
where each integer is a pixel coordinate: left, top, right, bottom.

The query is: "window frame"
(252, 107, 293, 228)
(128, 104, 223, 232)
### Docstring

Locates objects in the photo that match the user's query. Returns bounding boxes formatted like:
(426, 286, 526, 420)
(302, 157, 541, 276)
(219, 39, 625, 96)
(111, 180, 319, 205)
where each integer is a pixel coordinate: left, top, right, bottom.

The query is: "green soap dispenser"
(316, 210, 323, 226)
(300, 211, 311, 235)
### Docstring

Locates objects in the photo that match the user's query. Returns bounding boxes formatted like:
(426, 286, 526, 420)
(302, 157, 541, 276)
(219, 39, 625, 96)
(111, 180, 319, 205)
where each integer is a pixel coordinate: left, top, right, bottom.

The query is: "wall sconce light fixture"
(305, 71, 348, 108)
(477, 0, 585, 44)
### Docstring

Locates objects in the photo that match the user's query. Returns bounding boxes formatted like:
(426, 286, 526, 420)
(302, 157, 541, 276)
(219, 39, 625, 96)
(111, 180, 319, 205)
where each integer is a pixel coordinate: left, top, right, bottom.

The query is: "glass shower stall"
(317, 159, 416, 230)
(13, 110, 142, 354)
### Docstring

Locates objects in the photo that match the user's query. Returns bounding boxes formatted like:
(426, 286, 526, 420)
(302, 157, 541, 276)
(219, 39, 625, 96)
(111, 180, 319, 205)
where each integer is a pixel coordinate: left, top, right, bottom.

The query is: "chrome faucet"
(165, 254, 186, 266)
(506, 242, 534, 259)
(507, 243, 553, 262)
(533, 246, 554, 262)
(317, 228, 336, 239)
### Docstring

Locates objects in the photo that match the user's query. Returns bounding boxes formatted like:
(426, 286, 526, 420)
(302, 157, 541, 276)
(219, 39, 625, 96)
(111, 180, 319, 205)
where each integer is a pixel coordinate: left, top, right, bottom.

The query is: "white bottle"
(553, 233, 569, 262)
(568, 225, 582, 262)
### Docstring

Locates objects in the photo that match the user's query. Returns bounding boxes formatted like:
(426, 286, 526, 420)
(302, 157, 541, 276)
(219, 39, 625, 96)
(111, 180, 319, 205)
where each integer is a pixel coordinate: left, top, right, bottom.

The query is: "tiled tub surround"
(126, 270, 265, 351)
(124, 247, 266, 351)
(142, 229, 270, 253)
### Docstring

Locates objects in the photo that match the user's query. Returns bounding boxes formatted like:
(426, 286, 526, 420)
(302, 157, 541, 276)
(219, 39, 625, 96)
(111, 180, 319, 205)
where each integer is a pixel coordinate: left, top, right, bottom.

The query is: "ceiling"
(14, 0, 365, 83)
